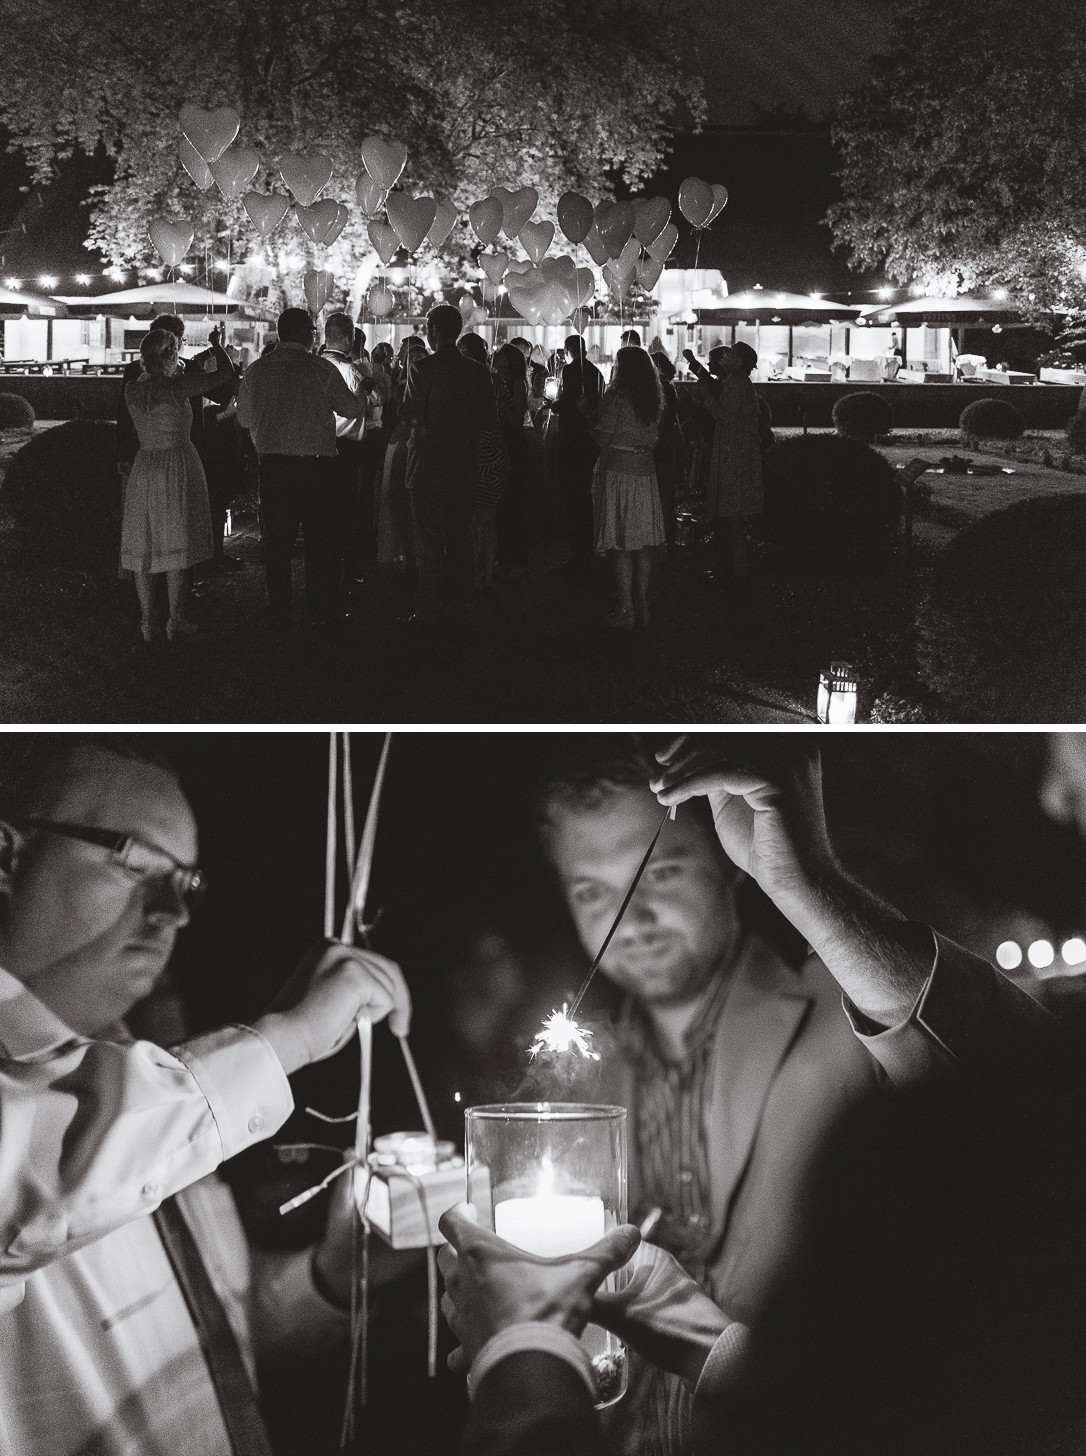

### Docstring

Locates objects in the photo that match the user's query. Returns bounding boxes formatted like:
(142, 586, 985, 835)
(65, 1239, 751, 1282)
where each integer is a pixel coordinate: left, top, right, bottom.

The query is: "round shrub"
(1066, 407, 1086, 456)
(832, 390, 894, 441)
(918, 494, 1086, 720)
(761, 434, 902, 567)
(959, 397, 1026, 440)
(0, 393, 34, 430)
(1, 420, 122, 573)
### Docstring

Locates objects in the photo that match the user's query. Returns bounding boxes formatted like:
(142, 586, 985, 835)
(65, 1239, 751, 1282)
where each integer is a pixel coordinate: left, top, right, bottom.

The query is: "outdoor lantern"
(465, 1103, 629, 1406)
(544, 377, 560, 402)
(817, 662, 859, 724)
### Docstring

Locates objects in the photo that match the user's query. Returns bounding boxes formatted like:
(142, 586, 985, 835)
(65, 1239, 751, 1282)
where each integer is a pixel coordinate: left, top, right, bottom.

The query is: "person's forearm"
(773, 863, 935, 1026)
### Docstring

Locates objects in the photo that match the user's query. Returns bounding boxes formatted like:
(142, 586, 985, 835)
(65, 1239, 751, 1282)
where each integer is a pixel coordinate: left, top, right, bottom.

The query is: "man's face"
(1040, 734, 1086, 839)
(1, 749, 198, 1035)
(548, 784, 741, 1007)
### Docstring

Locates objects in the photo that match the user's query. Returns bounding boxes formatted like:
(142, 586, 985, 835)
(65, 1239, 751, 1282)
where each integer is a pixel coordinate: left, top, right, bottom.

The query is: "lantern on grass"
(466, 1103, 629, 1407)
(817, 661, 859, 725)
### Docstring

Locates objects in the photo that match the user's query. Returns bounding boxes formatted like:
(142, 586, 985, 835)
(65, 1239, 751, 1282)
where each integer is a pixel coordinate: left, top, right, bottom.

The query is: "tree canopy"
(0, 0, 700, 280)
(827, 0, 1086, 313)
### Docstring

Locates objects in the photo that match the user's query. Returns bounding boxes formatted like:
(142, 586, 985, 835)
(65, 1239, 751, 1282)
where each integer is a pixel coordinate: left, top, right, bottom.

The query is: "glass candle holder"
(465, 1102, 628, 1407)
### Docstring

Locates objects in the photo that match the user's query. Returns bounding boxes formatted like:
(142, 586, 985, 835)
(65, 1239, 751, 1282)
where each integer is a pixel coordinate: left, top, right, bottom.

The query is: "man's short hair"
(324, 311, 354, 348)
(0, 735, 179, 821)
(150, 314, 185, 339)
(535, 736, 660, 835)
(277, 308, 315, 344)
(427, 304, 463, 345)
(620, 330, 642, 348)
(457, 331, 488, 365)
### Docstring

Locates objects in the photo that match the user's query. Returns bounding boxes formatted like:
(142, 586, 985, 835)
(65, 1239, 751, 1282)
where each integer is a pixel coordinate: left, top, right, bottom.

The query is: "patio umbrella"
(52, 280, 255, 315)
(869, 295, 1026, 327)
(0, 285, 65, 316)
(694, 289, 863, 325)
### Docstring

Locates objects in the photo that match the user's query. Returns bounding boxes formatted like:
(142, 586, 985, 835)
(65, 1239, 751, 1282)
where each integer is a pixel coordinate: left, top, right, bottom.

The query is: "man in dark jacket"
(550, 335, 603, 578)
(401, 304, 498, 624)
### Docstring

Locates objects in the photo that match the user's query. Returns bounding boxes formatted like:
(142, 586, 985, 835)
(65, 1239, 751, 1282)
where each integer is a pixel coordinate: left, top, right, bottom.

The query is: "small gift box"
(359, 1133, 469, 1249)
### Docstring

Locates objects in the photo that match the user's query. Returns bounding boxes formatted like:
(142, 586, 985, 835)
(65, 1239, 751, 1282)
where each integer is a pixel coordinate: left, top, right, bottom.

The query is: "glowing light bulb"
(4, 278, 21, 290)
(38, 275, 58, 288)
(1027, 940, 1054, 969)
(996, 941, 1023, 971)
(878, 287, 893, 300)
(529, 1004, 600, 1061)
(75, 273, 91, 285)
(993, 288, 1008, 301)
(1061, 938, 1086, 966)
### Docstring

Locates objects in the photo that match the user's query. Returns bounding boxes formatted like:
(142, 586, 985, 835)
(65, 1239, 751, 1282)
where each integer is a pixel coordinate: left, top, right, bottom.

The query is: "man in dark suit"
(442, 735, 1063, 1456)
(116, 313, 240, 570)
(401, 304, 499, 625)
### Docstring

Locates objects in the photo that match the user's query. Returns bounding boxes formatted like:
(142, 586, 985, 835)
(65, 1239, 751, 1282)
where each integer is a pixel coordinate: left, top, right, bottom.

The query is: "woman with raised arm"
(121, 326, 235, 642)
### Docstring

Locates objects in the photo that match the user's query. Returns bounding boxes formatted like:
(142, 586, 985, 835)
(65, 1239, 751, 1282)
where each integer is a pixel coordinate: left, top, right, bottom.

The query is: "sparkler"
(531, 803, 676, 1058)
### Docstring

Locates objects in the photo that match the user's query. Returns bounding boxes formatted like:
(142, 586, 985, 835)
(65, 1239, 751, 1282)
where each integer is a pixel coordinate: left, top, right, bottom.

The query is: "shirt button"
(141, 1181, 159, 1200)
(248, 1113, 266, 1135)
(680, 1169, 694, 1185)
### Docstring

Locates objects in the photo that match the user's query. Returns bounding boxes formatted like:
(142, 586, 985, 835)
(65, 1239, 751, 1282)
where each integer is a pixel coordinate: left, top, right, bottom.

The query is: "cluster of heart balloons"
(677, 177, 728, 230)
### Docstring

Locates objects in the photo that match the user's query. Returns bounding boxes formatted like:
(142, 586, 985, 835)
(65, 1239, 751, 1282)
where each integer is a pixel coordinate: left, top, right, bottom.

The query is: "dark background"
(147, 729, 1086, 1453)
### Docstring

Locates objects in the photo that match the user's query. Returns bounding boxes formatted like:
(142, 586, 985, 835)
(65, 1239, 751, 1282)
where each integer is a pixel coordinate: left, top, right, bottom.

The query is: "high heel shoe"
(166, 616, 198, 642)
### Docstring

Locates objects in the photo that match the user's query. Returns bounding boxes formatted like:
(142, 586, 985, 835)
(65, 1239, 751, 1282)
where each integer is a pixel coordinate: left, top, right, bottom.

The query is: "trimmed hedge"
(918, 494, 1086, 720)
(0, 393, 34, 430)
(959, 397, 1026, 440)
(832, 390, 894, 441)
(2, 420, 122, 573)
(761, 434, 902, 567)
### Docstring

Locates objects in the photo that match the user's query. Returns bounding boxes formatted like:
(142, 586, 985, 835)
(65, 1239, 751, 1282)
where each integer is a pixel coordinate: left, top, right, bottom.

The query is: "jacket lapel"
(706, 935, 813, 1242)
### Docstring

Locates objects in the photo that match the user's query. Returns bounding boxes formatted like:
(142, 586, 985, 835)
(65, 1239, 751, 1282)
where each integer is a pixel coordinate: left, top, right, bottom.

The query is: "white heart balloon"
(368, 218, 400, 266)
(179, 137, 213, 191)
(427, 196, 459, 250)
(367, 281, 395, 317)
(385, 192, 438, 254)
(279, 153, 333, 207)
(480, 251, 509, 284)
(633, 196, 671, 246)
(243, 191, 291, 238)
(538, 281, 572, 327)
(500, 185, 538, 239)
(360, 137, 407, 191)
(708, 184, 729, 223)
(469, 197, 504, 247)
(636, 256, 663, 291)
(209, 146, 260, 200)
(582, 224, 610, 267)
(540, 255, 577, 288)
(646, 221, 678, 263)
(179, 104, 240, 163)
(355, 174, 387, 217)
(326, 203, 349, 246)
(519, 220, 554, 265)
(571, 267, 596, 309)
(148, 217, 194, 268)
(303, 267, 336, 312)
(595, 201, 635, 257)
(618, 236, 641, 270)
(296, 198, 342, 245)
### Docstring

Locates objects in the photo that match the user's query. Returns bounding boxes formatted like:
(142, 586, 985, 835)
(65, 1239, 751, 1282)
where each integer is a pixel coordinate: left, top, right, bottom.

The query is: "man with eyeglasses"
(0, 735, 413, 1456)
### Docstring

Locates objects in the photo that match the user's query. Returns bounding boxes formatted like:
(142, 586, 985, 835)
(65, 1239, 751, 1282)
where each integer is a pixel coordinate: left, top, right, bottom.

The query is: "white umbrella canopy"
(0, 285, 64, 314)
(52, 280, 251, 314)
(870, 295, 1027, 326)
(695, 288, 863, 323)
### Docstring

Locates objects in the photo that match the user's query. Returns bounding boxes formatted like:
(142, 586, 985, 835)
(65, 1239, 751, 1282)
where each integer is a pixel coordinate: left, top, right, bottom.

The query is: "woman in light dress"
(121, 326, 234, 641)
(591, 345, 664, 629)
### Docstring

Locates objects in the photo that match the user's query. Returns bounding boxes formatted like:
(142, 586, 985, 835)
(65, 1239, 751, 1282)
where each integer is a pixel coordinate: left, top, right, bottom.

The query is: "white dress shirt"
(236, 343, 367, 457)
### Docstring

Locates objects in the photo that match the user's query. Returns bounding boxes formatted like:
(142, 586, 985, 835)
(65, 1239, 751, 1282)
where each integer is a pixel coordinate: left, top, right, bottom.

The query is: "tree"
(827, 0, 1086, 315)
(0, 0, 701, 296)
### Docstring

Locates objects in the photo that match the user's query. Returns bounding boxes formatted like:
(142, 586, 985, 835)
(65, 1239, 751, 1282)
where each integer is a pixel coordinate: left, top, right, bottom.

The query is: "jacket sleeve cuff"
(172, 1023, 294, 1162)
(468, 1324, 597, 1403)
(842, 927, 961, 1085)
(695, 1320, 751, 1401)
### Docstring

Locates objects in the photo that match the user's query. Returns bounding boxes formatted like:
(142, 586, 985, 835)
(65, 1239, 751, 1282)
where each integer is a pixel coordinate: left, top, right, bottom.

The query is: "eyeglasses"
(13, 819, 207, 905)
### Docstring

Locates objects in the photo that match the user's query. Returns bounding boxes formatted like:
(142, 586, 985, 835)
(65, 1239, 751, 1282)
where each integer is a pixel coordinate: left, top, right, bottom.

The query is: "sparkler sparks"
(530, 1004, 600, 1061)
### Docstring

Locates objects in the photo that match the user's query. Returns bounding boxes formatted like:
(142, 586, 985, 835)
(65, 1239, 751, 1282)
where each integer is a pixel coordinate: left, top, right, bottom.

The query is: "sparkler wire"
(567, 803, 675, 1021)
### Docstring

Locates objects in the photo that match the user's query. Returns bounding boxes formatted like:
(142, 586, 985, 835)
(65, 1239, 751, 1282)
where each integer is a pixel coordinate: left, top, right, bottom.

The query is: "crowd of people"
(115, 306, 769, 642)
(3, 731, 1086, 1456)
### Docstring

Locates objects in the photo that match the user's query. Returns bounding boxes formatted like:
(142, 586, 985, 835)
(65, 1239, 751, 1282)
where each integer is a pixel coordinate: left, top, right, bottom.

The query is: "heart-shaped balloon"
(469, 197, 503, 247)
(368, 281, 395, 317)
(210, 146, 260, 200)
(296, 198, 342, 245)
(633, 196, 671, 246)
(279, 153, 333, 207)
(678, 176, 714, 228)
(481, 280, 502, 304)
(480, 251, 509, 284)
(367, 219, 400, 266)
(582, 225, 610, 267)
(595, 200, 635, 257)
(538, 281, 572, 328)
(386, 192, 438, 254)
(508, 288, 543, 325)
(603, 264, 631, 301)
(618, 236, 641, 270)
(458, 292, 477, 321)
(326, 203, 349, 246)
(303, 267, 336, 313)
(427, 197, 459, 250)
(148, 217, 194, 268)
(606, 257, 636, 287)
(355, 174, 387, 217)
(708, 183, 729, 222)
(636, 255, 663, 291)
(179, 104, 240, 163)
(646, 221, 678, 263)
(540, 255, 577, 288)
(519, 220, 554, 265)
(571, 267, 596, 309)
(500, 186, 538, 239)
(504, 259, 533, 278)
(361, 137, 407, 191)
(571, 309, 591, 334)
(179, 137, 214, 191)
(243, 191, 291, 238)
(556, 191, 594, 245)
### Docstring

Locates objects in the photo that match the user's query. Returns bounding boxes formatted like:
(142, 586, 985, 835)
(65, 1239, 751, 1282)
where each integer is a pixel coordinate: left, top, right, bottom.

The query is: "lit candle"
(495, 1193, 605, 1257)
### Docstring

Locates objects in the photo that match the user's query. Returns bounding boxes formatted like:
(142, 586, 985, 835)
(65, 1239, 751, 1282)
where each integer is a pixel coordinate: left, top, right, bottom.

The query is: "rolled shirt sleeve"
(0, 972, 293, 1307)
(326, 362, 368, 420)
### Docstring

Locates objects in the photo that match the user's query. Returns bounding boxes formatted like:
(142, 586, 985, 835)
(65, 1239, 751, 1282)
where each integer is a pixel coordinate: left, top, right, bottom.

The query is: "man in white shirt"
(236, 308, 368, 632)
(0, 734, 413, 1456)
(322, 310, 374, 598)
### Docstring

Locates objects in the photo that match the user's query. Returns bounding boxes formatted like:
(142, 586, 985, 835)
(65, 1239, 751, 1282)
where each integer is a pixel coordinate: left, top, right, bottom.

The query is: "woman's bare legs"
(606, 551, 634, 628)
(134, 570, 156, 640)
(632, 549, 653, 625)
(166, 569, 196, 638)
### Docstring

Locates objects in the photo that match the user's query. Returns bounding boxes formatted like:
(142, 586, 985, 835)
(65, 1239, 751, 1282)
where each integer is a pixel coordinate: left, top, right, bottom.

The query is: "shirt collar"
(0, 964, 87, 1059)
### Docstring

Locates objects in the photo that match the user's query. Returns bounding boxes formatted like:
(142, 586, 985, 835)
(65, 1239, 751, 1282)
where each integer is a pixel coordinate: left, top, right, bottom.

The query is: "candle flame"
(529, 1004, 601, 1061)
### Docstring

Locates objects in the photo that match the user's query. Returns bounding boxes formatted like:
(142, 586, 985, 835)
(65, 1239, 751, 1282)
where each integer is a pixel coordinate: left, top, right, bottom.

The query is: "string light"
(996, 941, 1023, 970)
(1027, 940, 1055, 969)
